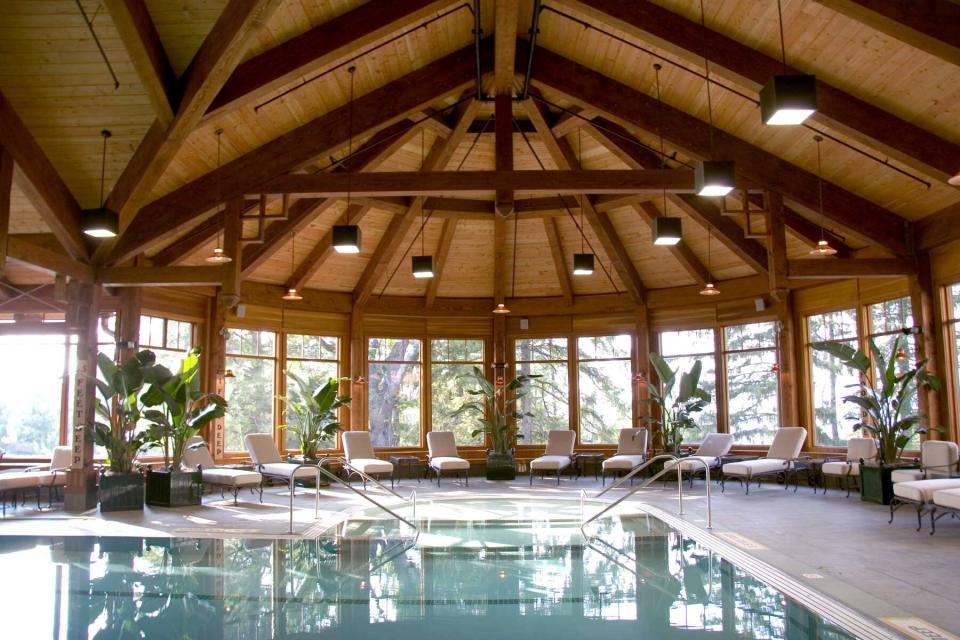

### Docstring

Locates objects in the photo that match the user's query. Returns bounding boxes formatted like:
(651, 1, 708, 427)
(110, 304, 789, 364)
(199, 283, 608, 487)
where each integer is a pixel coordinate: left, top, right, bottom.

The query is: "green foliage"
(279, 374, 350, 459)
(645, 353, 712, 452)
(813, 334, 941, 464)
(447, 366, 541, 454)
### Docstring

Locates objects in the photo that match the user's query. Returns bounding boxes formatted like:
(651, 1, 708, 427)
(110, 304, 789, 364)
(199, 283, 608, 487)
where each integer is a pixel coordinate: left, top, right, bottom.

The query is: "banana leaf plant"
(92, 350, 161, 474)
(141, 348, 227, 470)
(645, 353, 711, 452)
(812, 333, 940, 464)
(279, 374, 350, 460)
(448, 366, 541, 454)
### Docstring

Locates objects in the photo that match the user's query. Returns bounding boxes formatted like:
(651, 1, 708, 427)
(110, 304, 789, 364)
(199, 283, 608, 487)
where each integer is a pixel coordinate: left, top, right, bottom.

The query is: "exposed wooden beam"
(528, 44, 912, 254)
(916, 201, 960, 251)
(781, 208, 852, 258)
(151, 214, 222, 266)
(103, 0, 178, 124)
(425, 218, 458, 308)
(495, 94, 515, 214)
(110, 43, 488, 265)
(106, 0, 284, 225)
(206, 0, 459, 119)
(285, 205, 372, 292)
(0, 148, 11, 279)
(592, 194, 653, 212)
(97, 266, 224, 287)
(494, 0, 521, 94)
(814, 0, 960, 68)
(543, 217, 574, 305)
(766, 192, 789, 297)
(494, 214, 507, 304)
(6, 236, 94, 282)
(634, 202, 710, 287)
(221, 197, 243, 306)
(0, 91, 87, 260)
(787, 258, 915, 279)
(560, 0, 960, 182)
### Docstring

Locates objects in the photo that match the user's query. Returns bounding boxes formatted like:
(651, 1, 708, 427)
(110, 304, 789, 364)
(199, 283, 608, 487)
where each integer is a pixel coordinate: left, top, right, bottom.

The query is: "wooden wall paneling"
(506, 314, 572, 337)
(426, 316, 495, 336)
(855, 277, 911, 305)
(787, 259, 915, 280)
(0, 147, 11, 279)
(141, 287, 210, 322)
(792, 280, 859, 315)
(930, 238, 960, 285)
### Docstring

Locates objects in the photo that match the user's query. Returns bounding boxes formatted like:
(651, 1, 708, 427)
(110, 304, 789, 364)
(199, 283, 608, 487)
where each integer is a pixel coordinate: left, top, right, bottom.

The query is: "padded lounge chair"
(182, 436, 263, 504)
(889, 442, 960, 530)
(890, 440, 959, 483)
(721, 427, 807, 494)
(244, 433, 320, 497)
(341, 432, 394, 489)
(665, 433, 734, 485)
(820, 437, 877, 497)
(426, 431, 469, 486)
(0, 446, 71, 514)
(601, 428, 649, 486)
(930, 487, 960, 535)
(530, 430, 576, 485)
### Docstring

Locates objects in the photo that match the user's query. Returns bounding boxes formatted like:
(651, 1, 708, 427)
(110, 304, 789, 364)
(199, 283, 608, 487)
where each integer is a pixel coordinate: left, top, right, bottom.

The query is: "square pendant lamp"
(332, 225, 361, 254)
(760, 74, 817, 125)
(695, 160, 736, 197)
(411, 255, 434, 279)
(82, 207, 119, 238)
(653, 217, 682, 245)
(573, 253, 595, 276)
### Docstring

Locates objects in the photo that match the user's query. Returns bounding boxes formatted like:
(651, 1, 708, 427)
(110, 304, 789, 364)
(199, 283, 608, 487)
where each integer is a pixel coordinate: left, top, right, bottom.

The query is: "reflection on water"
(0, 513, 854, 640)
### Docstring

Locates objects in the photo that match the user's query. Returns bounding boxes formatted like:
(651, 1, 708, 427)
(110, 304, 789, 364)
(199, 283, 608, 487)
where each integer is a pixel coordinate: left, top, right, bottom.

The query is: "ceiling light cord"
(99, 129, 110, 206)
(511, 204, 518, 299)
(776, 0, 788, 73)
(654, 63, 668, 214)
(346, 66, 355, 223)
(578, 128, 584, 254)
(699, 0, 716, 158)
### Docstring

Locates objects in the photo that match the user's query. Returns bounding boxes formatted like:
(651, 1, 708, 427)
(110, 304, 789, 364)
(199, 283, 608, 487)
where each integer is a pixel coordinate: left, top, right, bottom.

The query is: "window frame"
(281, 333, 340, 452)
(366, 336, 425, 449)
(721, 321, 781, 446)
(511, 335, 575, 447)
(428, 338, 487, 447)
(575, 334, 635, 446)
(657, 327, 721, 444)
(223, 327, 280, 454)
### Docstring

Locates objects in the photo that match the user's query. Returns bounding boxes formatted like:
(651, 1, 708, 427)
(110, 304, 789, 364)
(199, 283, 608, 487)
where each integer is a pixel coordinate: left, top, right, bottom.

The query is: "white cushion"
(245, 433, 283, 465)
(603, 455, 646, 471)
(349, 458, 393, 475)
(666, 456, 719, 472)
(427, 432, 459, 458)
(201, 468, 262, 487)
(723, 459, 792, 477)
(342, 432, 377, 460)
(49, 446, 72, 470)
(530, 455, 572, 471)
(694, 433, 733, 458)
(822, 461, 860, 477)
(933, 488, 960, 510)
(257, 462, 322, 479)
(543, 430, 576, 456)
(846, 437, 877, 463)
(430, 456, 469, 471)
(0, 472, 49, 490)
(920, 440, 959, 473)
(891, 469, 924, 483)
(182, 437, 217, 470)
(615, 428, 648, 456)
(766, 427, 806, 460)
(893, 478, 960, 503)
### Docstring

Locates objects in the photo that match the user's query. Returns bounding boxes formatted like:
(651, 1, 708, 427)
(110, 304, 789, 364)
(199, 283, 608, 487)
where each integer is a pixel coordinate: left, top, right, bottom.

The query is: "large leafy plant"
(812, 334, 940, 464)
(645, 353, 711, 452)
(142, 347, 227, 470)
(448, 366, 541, 454)
(279, 374, 350, 460)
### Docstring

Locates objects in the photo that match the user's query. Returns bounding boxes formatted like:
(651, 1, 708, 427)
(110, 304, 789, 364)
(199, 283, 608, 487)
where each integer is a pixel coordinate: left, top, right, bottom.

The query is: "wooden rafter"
(103, 0, 178, 125)
(543, 217, 574, 305)
(787, 258, 916, 279)
(285, 205, 372, 292)
(916, 201, 960, 251)
(494, 214, 507, 304)
(97, 266, 224, 287)
(494, 0, 521, 95)
(495, 94, 515, 214)
(634, 202, 711, 287)
(109, 43, 489, 265)
(424, 218, 458, 307)
(560, 0, 960, 182)
(151, 214, 222, 266)
(781, 209, 852, 258)
(527, 44, 912, 255)
(6, 237, 94, 282)
(766, 192, 789, 296)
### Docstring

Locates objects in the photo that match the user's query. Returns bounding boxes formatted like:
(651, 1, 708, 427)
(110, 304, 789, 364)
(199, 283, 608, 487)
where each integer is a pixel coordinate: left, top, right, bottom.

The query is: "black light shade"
(412, 255, 434, 279)
(82, 207, 119, 238)
(695, 160, 736, 197)
(760, 75, 817, 125)
(653, 217, 682, 245)
(332, 225, 361, 253)
(573, 252, 595, 276)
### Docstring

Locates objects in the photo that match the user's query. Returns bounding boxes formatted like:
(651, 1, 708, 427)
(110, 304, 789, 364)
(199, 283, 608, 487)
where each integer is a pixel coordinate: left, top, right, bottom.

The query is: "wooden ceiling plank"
(0, 92, 87, 260)
(110, 43, 488, 265)
(494, 0, 521, 95)
(560, 0, 960, 182)
(152, 214, 222, 266)
(916, 201, 960, 251)
(543, 217, 574, 306)
(634, 202, 710, 287)
(787, 258, 916, 279)
(527, 44, 911, 255)
(781, 209, 852, 258)
(6, 237, 94, 282)
(425, 218, 459, 308)
(286, 205, 372, 292)
(103, 0, 178, 125)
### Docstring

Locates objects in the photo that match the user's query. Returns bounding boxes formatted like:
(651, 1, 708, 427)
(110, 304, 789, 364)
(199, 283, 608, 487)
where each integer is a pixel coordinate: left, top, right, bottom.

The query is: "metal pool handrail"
(594, 454, 680, 498)
(335, 457, 414, 503)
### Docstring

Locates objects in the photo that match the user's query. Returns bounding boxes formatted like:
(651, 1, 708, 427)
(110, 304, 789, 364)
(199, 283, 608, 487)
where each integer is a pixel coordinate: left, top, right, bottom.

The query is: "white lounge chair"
(530, 430, 576, 485)
(665, 433, 735, 485)
(889, 441, 960, 530)
(601, 428, 649, 486)
(244, 433, 320, 497)
(341, 432, 394, 489)
(721, 427, 807, 494)
(427, 431, 469, 486)
(930, 487, 960, 535)
(0, 446, 71, 514)
(819, 437, 877, 497)
(182, 436, 263, 504)
(890, 440, 959, 483)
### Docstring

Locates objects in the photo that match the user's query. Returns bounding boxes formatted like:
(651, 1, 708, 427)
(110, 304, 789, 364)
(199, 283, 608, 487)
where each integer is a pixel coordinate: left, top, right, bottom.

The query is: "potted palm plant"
(645, 354, 712, 454)
(449, 366, 540, 480)
(92, 350, 159, 512)
(813, 333, 940, 504)
(142, 348, 227, 507)
(279, 373, 350, 471)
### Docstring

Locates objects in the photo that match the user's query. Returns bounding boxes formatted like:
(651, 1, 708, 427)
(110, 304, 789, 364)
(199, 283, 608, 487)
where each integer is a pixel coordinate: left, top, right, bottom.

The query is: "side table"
(573, 452, 605, 481)
(389, 455, 421, 486)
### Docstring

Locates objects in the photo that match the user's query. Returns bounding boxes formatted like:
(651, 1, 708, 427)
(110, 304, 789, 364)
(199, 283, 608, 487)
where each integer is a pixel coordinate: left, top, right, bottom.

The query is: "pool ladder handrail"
(335, 456, 415, 503)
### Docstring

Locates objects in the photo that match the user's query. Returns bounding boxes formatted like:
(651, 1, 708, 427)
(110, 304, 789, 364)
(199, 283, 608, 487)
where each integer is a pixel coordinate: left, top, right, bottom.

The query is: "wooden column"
(766, 191, 788, 301)
(65, 283, 102, 512)
(221, 196, 243, 308)
(205, 294, 227, 459)
(116, 287, 142, 361)
(349, 302, 366, 431)
(0, 147, 12, 280)
(494, 94, 514, 216)
(910, 250, 946, 440)
(775, 293, 800, 428)
(635, 305, 651, 424)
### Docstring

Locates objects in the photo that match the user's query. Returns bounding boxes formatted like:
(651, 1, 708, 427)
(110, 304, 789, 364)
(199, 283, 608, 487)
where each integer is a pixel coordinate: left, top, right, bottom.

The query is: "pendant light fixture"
(411, 129, 434, 278)
(699, 226, 721, 296)
(572, 129, 594, 276)
(809, 135, 838, 256)
(282, 231, 303, 301)
(205, 128, 233, 264)
(651, 64, 682, 246)
(82, 129, 119, 238)
(332, 66, 362, 254)
(695, 1, 735, 198)
(760, 0, 817, 125)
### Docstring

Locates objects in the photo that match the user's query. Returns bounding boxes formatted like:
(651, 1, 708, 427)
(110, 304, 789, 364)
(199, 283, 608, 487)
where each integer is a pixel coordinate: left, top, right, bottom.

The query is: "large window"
(724, 322, 780, 444)
(368, 338, 421, 448)
(139, 314, 194, 371)
(431, 339, 484, 446)
(284, 334, 339, 450)
(658, 329, 717, 443)
(225, 329, 277, 452)
(515, 338, 569, 445)
(578, 335, 632, 445)
(868, 297, 918, 449)
(808, 309, 859, 446)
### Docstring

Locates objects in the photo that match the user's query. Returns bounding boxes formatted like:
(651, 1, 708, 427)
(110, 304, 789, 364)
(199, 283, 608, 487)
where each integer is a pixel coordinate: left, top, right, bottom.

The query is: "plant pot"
(99, 472, 144, 513)
(145, 469, 202, 507)
(860, 462, 918, 505)
(486, 451, 516, 481)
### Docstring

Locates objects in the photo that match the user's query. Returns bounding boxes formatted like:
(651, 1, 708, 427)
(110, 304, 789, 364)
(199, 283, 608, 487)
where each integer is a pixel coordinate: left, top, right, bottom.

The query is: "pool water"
(0, 499, 860, 639)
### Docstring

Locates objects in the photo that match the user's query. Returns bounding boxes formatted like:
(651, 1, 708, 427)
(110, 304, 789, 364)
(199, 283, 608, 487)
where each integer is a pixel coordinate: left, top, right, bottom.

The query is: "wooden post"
(910, 250, 945, 440)
(116, 287, 142, 361)
(774, 293, 799, 427)
(65, 283, 102, 512)
(766, 191, 789, 301)
(0, 147, 12, 280)
(494, 93, 514, 216)
(635, 305, 651, 424)
(349, 302, 365, 431)
(205, 294, 228, 460)
(221, 196, 243, 308)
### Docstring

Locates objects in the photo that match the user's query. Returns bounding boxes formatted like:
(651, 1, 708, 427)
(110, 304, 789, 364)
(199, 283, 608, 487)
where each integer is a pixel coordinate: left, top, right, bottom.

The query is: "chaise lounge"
(183, 436, 263, 504)
(665, 433, 734, 485)
(889, 441, 960, 530)
(721, 427, 807, 494)
(820, 437, 878, 497)
(530, 430, 576, 485)
(244, 433, 322, 497)
(426, 431, 469, 486)
(601, 428, 649, 486)
(342, 432, 394, 489)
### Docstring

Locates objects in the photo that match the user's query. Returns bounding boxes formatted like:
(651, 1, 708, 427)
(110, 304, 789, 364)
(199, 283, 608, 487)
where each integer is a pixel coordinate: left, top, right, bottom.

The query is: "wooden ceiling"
(1, 0, 958, 304)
